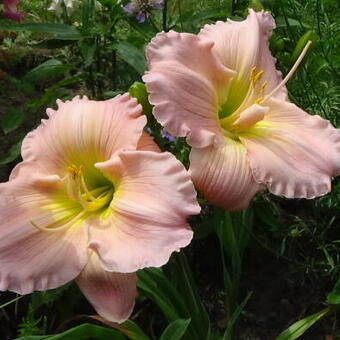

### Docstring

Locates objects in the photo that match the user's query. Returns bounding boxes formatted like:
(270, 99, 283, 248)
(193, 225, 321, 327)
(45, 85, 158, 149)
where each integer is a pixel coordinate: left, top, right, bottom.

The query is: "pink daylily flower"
(2, 0, 25, 22)
(0, 94, 200, 322)
(143, 9, 340, 211)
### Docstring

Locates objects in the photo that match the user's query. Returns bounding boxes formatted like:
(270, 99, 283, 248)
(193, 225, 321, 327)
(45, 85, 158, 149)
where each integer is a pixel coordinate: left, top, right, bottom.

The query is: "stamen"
(79, 167, 96, 201)
(250, 66, 257, 82)
(32, 165, 114, 233)
(65, 165, 114, 211)
(263, 40, 312, 102)
(250, 66, 264, 87)
(253, 70, 264, 83)
(85, 188, 114, 212)
(30, 210, 87, 232)
(254, 81, 268, 104)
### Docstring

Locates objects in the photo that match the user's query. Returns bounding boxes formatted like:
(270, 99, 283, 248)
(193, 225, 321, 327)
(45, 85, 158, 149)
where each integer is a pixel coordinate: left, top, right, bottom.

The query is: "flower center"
(218, 40, 312, 140)
(66, 165, 114, 212)
(30, 164, 114, 232)
(218, 67, 268, 139)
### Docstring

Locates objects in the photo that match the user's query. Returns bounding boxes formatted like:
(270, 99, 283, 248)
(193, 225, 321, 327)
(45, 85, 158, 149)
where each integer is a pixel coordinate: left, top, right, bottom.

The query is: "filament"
(263, 40, 312, 102)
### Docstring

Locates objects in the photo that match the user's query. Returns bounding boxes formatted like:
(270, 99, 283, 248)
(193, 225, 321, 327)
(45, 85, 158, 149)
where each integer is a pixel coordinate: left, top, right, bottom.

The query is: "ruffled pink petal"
(189, 139, 262, 211)
(241, 98, 340, 198)
(88, 150, 200, 273)
(76, 252, 137, 323)
(143, 30, 235, 148)
(0, 162, 88, 294)
(199, 9, 286, 105)
(21, 94, 146, 176)
(254, 10, 287, 100)
(136, 131, 161, 152)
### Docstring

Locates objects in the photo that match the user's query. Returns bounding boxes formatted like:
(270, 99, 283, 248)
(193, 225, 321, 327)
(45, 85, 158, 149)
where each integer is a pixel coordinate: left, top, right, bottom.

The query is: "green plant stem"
(88, 65, 96, 98)
(214, 207, 253, 338)
(177, 0, 183, 30)
(162, 0, 168, 32)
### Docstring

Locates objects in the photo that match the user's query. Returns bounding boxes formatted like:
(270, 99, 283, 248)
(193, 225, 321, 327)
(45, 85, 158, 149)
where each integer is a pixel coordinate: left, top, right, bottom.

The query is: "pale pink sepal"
(21, 94, 146, 175)
(242, 98, 340, 198)
(0, 162, 88, 294)
(90, 150, 200, 273)
(76, 252, 137, 323)
(143, 30, 235, 148)
(199, 9, 287, 101)
(189, 139, 262, 211)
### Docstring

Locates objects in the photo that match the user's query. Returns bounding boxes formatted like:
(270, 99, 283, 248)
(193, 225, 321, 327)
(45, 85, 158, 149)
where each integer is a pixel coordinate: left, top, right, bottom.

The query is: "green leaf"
(291, 31, 318, 62)
(82, 0, 96, 32)
(15, 323, 127, 340)
(115, 41, 146, 75)
(79, 39, 96, 67)
(0, 295, 23, 309)
(275, 17, 310, 28)
(32, 39, 75, 49)
(159, 319, 191, 340)
(0, 23, 81, 40)
(128, 82, 152, 116)
(1, 108, 25, 134)
(274, 308, 330, 340)
(118, 320, 150, 340)
(223, 292, 252, 340)
(97, 0, 120, 6)
(30, 283, 72, 311)
(172, 254, 211, 340)
(327, 276, 340, 304)
(125, 17, 158, 39)
(0, 139, 22, 164)
(249, 0, 264, 11)
(14, 337, 48, 340)
(7, 76, 35, 95)
(28, 75, 84, 109)
(23, 59, 73, 84)
(137, 268, 188, 322)
(181, 8, 226, 26)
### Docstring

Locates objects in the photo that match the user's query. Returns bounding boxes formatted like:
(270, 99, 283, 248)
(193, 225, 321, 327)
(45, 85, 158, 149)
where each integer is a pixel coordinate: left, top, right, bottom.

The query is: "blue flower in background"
(161, 129, 176, 143)
(123, 0, 163, 23)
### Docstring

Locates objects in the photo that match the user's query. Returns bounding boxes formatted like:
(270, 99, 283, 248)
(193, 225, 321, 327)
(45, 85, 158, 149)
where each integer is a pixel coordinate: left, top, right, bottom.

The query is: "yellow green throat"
(30, 164, 114, 232)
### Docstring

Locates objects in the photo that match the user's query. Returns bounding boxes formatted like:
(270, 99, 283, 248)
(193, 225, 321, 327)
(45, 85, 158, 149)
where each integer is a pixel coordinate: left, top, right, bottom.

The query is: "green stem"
(214, 207, 253, 338)
(162, 0, 168, 32)
(177, 0, 183, 30)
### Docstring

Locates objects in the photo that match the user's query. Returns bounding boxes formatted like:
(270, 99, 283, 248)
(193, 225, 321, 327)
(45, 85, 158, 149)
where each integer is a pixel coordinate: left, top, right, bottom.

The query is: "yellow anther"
(67, 165, 79, 179)
(253, 81, 268, 104)
(254, 70, 264, 83)
(250, 66, 257, 82)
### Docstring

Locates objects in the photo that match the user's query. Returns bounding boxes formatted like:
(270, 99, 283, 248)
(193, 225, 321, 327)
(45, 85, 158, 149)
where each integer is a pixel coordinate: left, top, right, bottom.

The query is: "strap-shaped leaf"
(159, 319, 191, 340)
(0, 23, 81, 40)
(274, 308, 331, 340)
